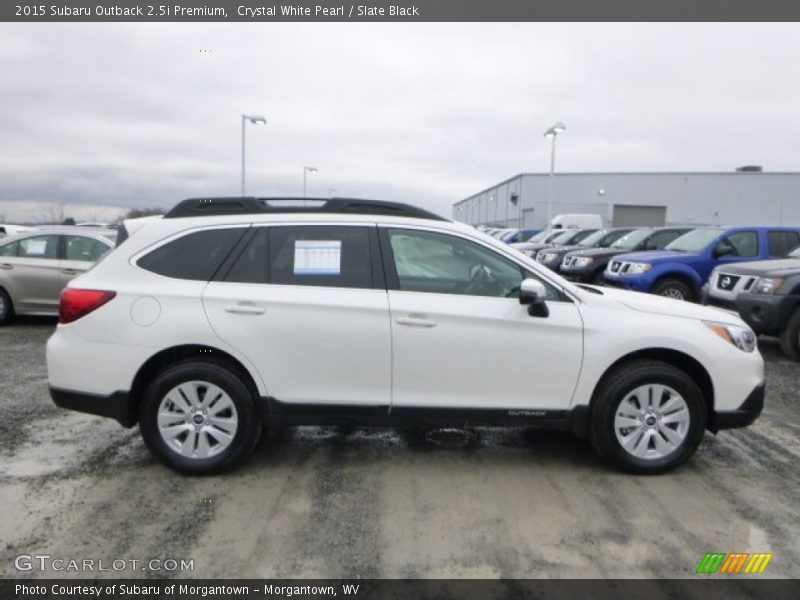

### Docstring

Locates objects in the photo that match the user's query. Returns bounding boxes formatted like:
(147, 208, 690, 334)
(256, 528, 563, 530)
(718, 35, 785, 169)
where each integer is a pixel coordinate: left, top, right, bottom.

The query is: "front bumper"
(50, 386, 136, 427)
(736, 293, 797, 336)
(708, 381, 765, 433)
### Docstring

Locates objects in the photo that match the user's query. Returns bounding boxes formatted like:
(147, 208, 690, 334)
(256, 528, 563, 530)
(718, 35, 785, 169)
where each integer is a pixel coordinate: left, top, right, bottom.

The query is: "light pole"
(241, 114, 266, 195)
(543, 121, 566, 226)
(328, 187, 338, 199)
(303, 166, 318, 198)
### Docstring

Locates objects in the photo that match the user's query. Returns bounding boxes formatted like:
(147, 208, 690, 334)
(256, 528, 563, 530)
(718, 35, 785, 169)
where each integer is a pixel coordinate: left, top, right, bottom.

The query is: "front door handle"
(224, 303, 266, 315)
(61, 269, 80, 275)
(396, 315, 437, 328)
(0, 263, 12, 270)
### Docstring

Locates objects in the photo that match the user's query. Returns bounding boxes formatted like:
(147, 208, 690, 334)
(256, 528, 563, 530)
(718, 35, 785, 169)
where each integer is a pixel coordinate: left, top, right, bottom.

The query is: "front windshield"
(665, 228, 722, 253)
(528, 230, 551, 243)
(577, 229, 609, 247)
(612, 229, 652, 250)
(552, 230, 579, 245)
(515, 230, 537, 242)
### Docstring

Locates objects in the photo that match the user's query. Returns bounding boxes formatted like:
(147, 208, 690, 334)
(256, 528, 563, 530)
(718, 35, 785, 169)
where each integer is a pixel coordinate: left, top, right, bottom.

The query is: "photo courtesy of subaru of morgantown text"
(1, 3, 800, 594)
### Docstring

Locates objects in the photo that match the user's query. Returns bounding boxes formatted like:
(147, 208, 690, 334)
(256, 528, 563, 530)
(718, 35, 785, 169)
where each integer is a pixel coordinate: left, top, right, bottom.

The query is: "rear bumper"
(50, 386, 136, 427)
(708, 381, 765, 433)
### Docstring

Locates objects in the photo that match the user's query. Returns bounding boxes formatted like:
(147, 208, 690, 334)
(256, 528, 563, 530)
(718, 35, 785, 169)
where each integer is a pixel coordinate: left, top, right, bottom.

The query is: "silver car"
(0, 226, 116, 324)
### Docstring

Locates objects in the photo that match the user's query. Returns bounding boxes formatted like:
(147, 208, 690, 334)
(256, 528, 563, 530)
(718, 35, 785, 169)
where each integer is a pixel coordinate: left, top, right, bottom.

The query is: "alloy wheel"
(614, 384, 690, 460)
(157, 381, 239, 459)
(660, 288, 686, 300)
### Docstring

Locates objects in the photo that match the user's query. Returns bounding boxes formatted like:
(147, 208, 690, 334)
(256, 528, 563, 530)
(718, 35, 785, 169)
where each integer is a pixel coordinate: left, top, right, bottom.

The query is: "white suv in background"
(47, 198, 765, 474)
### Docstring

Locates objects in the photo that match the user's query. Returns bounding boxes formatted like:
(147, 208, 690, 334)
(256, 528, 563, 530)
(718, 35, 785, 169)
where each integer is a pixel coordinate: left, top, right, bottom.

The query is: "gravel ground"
(1, 318, 798, 579)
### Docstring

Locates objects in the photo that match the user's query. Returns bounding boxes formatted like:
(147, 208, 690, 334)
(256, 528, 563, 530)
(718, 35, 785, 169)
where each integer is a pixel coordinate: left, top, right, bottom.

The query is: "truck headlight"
(753, 277, 784, 295)
(704, 321, 756, 352)
(573, 257, 594, 268)
(627, 262, 652, 274)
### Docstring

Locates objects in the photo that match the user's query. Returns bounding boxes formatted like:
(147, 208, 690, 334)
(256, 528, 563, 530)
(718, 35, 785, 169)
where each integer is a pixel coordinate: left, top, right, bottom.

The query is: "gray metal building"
(453, 170, 800, 229)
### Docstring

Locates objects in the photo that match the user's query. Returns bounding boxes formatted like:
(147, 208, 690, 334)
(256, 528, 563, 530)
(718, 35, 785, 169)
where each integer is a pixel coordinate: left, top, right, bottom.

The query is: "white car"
(47, 197, 765, 475)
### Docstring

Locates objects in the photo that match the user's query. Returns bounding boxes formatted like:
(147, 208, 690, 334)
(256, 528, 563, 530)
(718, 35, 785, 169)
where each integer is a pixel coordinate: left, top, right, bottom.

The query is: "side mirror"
(714, 242, 735, 258)
(519, 278, 549, 317)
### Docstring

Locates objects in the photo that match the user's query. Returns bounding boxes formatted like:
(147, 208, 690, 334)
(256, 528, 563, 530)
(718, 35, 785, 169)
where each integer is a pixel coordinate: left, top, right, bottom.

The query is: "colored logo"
(696, 552, 773, 574)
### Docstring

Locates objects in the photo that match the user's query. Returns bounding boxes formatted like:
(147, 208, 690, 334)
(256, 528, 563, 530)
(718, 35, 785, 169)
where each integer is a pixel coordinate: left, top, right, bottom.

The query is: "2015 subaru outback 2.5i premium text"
(47, 198, 765, 475)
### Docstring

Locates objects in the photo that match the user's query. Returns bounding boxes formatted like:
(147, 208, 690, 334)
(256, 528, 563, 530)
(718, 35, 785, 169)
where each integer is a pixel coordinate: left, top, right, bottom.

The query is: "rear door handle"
(396, 315, 437, 328)
(224, 303, 266, 315)
(0, 263, 12, 270)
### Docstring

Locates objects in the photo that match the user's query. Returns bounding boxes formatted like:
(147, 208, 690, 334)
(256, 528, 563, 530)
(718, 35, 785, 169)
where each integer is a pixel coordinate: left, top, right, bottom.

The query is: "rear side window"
(768, 231, 800, 257)
(138, 228, 245, 280)
(268, 226, 373, 289)
(19, 235, 59, 259)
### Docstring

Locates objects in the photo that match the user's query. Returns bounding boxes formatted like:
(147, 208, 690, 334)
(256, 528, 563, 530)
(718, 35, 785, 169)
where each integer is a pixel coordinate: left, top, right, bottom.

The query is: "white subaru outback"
(46, 198, 765, 474)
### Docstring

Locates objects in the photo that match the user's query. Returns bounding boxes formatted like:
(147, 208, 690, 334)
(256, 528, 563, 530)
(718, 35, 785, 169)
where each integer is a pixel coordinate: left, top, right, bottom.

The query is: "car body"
(720, 249, 800, 359)
(0, 226, 116, 323)
(561, 227, 694, 284)
(512, 228, 598, 258)
(550, 213, 603, 230)
(47, 197, 764, 475)
(0, 224, 36, 236)
(603, 226, 800, 301)
(503, 228, 542, 244)
(701, 231, 800, 310)
(535, 228, 635, 272)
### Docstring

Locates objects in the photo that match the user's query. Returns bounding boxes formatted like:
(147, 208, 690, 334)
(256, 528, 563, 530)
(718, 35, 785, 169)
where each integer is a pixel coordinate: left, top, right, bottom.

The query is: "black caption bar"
(4, 0, 800, 22)
(3, 579, 800, 600)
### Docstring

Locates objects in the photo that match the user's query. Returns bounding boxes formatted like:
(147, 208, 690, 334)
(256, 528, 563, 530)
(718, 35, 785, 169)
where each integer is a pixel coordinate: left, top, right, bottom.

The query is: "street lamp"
(241, 114, 267, 195)
(328, 187, 338, 199)
(303, 166, 318, 198)
(543, 121, 566, 226)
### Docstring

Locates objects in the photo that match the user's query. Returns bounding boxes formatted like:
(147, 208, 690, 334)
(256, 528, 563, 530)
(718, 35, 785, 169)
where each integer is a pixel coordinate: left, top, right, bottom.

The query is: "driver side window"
(387, 228, 559, 300)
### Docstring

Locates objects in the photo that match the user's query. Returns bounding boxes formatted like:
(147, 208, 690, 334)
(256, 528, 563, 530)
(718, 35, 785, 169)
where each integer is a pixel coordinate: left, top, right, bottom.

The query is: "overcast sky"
(1, 23, 800, 222)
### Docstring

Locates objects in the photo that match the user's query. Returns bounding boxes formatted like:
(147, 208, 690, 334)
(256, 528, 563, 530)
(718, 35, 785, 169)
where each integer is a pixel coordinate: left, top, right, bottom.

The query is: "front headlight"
(704, 321, 757, 352)
(753, 277, 784, 295)
(627, 262, 652, 274)
(573, 257, 594, 268)
(538, 252, 557, 262)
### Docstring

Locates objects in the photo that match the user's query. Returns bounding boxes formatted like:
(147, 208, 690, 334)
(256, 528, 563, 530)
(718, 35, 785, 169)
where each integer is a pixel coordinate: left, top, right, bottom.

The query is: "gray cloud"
(1, 23, 800, 221)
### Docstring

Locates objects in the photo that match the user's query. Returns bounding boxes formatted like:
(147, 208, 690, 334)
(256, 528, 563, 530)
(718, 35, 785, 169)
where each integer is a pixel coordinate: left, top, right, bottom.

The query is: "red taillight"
(59, 289, 116, 324)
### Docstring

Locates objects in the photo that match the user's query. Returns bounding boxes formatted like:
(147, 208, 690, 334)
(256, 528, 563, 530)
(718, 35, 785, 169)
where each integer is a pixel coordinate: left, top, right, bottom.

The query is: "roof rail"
(163, 197, 447, 221)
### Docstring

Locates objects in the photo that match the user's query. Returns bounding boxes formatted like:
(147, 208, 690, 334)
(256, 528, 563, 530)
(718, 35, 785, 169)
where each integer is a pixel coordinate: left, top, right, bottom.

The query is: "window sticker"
(24, 240, 47, 256)
(294, 240, 341, 275)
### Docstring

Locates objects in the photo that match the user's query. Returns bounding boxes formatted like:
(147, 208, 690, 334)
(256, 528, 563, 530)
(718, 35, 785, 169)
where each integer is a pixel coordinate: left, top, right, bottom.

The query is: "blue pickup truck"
(602, 226, 800, 301)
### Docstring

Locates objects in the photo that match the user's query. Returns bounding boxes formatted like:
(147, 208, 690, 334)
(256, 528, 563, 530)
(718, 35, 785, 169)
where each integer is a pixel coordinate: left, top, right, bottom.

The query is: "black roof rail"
(163, 197, 448, 221)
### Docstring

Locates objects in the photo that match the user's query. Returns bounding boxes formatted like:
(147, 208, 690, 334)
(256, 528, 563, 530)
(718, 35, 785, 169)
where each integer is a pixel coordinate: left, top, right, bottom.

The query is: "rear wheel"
(139, 360, 262, 474)
(0, 288, 13, 325)
(779, 308, 800, 360)
(590, 360, 706, 474)
(653, 278, 693, 301)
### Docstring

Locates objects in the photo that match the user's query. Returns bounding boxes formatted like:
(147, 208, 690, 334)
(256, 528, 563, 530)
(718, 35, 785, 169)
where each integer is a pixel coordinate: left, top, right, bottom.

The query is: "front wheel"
(652, 278, 693, 301)
(139, 360, 262, 474)
(0, 288, 14, 325)
(590, 360, 706, 474)
(779, 308, 800, 360)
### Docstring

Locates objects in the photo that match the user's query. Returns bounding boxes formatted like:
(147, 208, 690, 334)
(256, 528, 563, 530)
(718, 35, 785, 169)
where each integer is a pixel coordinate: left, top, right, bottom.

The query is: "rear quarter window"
(138, 228, 246, 281)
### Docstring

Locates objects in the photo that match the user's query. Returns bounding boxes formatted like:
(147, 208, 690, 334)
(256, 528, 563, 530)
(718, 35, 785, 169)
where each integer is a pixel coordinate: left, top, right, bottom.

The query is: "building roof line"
(456, 171, 800, 205)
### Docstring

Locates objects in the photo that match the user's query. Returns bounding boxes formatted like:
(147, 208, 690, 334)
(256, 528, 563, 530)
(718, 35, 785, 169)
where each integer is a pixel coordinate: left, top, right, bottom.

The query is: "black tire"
(591, 269, 606, 285)
(652, 278, 693, 301)
(0, 288, 14, 325)
(779, 308, 800, 360)
(589, 360, 707, 474)
(139, 360, 262, 474)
